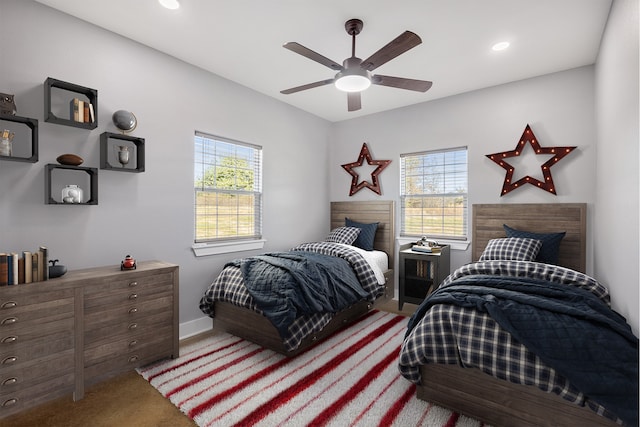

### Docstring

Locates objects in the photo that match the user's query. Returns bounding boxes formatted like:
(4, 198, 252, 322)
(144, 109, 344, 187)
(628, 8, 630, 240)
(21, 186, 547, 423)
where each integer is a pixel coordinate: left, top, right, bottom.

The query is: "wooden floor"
(1, 300, 416, 427)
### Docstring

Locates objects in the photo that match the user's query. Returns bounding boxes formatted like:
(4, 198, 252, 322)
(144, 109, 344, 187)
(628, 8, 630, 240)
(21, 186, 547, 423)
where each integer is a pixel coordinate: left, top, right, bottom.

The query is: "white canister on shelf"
(62, 184, 83, 203)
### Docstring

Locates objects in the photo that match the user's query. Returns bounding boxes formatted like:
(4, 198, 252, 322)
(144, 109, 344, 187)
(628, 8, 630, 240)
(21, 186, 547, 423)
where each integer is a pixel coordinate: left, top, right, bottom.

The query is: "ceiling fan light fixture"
(335, 74, 371, 92)
(159, 0, 180, 10)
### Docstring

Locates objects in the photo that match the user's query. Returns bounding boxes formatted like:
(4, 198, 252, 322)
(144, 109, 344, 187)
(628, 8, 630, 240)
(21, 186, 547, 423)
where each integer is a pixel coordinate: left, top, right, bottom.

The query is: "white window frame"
(192, 132, 265, 257)
(400, 146, 469, 243)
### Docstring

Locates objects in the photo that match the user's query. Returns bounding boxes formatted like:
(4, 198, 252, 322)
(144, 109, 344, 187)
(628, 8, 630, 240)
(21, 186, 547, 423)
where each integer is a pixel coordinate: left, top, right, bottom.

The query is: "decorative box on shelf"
(100, 132, 145, 172)
(0, 115, 38, 163)
(44, 77, 98, 130)
(45, 164, 98, 205)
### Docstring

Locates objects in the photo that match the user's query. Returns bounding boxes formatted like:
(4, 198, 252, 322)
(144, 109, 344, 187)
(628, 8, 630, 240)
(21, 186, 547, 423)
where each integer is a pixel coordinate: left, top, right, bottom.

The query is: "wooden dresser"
(0, 260, 179, 419)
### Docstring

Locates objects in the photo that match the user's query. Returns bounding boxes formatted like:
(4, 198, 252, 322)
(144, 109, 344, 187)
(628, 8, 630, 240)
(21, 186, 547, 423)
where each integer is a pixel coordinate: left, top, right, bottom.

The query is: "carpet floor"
(137, 310, 488, 427)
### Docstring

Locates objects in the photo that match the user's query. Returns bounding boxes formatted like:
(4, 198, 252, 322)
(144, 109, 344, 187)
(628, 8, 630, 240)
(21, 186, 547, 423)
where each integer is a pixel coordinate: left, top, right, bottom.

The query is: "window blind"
(194, 131, 262, 243)
(400, 146, 468, 240)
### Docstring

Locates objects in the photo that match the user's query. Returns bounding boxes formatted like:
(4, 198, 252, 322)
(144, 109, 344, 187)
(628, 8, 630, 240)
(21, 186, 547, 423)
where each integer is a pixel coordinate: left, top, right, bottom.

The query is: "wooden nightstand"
(398, 243, 450, 310)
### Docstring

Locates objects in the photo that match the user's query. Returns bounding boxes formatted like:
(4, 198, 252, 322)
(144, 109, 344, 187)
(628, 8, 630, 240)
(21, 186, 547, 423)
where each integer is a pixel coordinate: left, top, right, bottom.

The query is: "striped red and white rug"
(137, 310, 488, 427)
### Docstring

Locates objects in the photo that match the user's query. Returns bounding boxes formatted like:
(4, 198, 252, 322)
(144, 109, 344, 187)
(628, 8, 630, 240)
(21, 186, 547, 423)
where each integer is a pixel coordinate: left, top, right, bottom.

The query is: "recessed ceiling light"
(159, 0, 180, 10)
(492, 41, 510, 51)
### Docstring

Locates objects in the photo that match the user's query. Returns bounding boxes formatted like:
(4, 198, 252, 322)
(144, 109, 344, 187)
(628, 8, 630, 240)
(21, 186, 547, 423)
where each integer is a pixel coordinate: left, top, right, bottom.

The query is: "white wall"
(331, 66, 598, 275)
(594, 0, 639, 335)
(0, 0, 332, 331)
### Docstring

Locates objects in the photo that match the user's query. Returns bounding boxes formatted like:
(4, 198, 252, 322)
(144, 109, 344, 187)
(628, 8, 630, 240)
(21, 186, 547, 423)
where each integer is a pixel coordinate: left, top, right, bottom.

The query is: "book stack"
(69, 98, 95, 124)
(0, 246, 48, 286)
(411, 245, 443, 254)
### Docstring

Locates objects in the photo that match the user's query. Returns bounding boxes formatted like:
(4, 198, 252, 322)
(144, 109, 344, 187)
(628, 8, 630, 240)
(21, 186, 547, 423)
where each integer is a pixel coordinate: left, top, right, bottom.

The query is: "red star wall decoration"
(341, 143, 391, 196)
(486, 124, 576, 196)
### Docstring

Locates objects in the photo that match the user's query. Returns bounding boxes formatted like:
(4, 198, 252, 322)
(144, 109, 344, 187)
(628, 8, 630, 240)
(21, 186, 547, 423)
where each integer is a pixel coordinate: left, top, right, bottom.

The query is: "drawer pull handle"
(129, 340, 138, 347)
(1, 317, 17, 326)
(128, 323, 138, 330)
(128, 307, 138, 314)
(2, 398, 17, 407)
(1, 336, 17, 344)
(128, 355, 139, 363)
(0, 302, 16, 309)
(129, 281, 138, 287)
(128, 293, 138, 300)
(2, 378, 17, 386)
(1, 357, 17, 365)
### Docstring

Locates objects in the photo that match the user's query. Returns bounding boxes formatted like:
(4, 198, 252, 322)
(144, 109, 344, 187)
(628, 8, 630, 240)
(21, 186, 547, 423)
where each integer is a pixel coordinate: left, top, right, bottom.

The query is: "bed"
(399, 203, 638, 427)
(199, 200, 395, 356)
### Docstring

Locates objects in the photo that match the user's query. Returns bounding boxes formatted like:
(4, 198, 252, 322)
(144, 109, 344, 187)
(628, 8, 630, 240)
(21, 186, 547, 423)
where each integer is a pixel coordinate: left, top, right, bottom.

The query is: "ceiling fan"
(280, 18, 432, 112)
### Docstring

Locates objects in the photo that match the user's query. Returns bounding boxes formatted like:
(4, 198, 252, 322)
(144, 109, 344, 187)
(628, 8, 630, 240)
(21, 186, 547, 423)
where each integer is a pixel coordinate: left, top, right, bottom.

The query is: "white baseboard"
(179, 316, 212, 340)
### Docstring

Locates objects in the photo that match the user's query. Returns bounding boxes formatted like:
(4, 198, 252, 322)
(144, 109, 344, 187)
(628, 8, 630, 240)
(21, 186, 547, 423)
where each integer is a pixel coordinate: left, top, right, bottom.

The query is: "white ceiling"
(35, 0, 612, 122)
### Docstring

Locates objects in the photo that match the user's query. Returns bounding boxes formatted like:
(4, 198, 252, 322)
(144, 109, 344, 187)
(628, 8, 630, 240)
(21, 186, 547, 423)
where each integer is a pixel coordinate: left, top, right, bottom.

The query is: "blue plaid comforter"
(199, 242, 383, 351)
(399, 260, 638, 425)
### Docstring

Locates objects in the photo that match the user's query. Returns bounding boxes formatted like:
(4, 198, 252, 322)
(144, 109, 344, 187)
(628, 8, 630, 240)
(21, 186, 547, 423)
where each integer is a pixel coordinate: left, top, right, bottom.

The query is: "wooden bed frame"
(417, 203, 618, 426)
(212, 200, 395, 356)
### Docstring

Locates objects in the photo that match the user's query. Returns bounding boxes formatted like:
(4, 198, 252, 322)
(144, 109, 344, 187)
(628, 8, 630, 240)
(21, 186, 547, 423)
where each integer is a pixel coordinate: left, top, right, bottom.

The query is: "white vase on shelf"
(62, 184, 83, 203)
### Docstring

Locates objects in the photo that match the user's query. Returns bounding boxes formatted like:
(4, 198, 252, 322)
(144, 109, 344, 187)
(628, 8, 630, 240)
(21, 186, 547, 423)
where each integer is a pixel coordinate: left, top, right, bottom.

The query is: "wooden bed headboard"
(330, 200, 396, 268)
(472, 203, 587, 273)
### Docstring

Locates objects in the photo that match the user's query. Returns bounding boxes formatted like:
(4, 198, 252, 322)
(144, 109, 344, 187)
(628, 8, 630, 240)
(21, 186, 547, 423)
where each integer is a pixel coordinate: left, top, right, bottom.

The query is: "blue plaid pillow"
(479, 237, 542, 262)
(345, 218, 379, 251)
(503, 224, 566, 265)
(325, 227, 361, 245)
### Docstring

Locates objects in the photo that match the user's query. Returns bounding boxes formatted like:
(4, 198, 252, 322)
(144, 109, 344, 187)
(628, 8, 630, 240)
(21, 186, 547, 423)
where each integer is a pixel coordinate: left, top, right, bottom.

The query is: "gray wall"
(0, 0, 332, 334)
(594, 0, 639, 335)
(330, 66, 598, 273)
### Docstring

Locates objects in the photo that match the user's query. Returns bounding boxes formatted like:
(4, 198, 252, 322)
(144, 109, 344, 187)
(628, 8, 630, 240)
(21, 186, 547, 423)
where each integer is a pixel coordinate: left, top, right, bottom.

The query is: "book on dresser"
(23, 251, 32, 283)
(0, 253, 7, 286)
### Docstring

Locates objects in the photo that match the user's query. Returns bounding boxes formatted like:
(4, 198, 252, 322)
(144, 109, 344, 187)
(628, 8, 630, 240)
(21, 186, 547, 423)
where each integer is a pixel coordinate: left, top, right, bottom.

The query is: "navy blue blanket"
(228, 251, 369, 337)
(407, 275, 639, 426)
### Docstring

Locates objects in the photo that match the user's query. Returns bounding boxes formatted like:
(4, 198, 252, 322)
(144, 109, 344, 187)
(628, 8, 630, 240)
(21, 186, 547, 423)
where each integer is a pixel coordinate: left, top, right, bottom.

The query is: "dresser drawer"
(0, 348, 74, 394)
(84, 294, 173, 333)
(0, 288, 74, 323)
(84, 324, 173, 366)
(84, 310, 173, 346)
(0, 371, 74, 418)
(0, 317, 75, 362)
(84, 281, 174, 311)
(83, 271, 175, 297)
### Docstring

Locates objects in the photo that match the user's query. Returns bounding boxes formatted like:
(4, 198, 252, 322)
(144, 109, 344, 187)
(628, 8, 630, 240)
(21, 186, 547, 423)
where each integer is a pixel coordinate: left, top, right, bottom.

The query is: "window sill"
(192, 239, 266, 257)
(397, 237, 470, 252)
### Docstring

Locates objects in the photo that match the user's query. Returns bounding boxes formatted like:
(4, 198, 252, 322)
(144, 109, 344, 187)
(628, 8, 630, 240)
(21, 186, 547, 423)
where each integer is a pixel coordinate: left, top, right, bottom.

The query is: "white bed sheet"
(336, 243, 388, 284)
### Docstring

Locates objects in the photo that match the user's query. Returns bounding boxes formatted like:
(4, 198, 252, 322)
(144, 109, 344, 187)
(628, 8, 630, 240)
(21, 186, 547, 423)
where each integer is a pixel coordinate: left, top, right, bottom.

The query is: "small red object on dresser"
(121, 255, 136, 270)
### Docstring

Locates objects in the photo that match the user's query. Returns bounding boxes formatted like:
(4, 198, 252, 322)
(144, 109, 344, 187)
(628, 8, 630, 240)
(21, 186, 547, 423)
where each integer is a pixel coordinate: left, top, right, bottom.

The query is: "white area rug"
(138, 310, 488, 427)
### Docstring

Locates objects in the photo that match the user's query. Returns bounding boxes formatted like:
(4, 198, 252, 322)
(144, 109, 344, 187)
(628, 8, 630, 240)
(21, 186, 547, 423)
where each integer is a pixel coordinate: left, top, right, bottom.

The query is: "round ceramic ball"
(112, 110, 137, 132)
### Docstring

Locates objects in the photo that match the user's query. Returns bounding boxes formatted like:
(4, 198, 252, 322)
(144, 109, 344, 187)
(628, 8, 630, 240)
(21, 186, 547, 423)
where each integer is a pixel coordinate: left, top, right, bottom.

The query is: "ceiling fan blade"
(347, 92, 361, 112)
(361, 31, 422, 71)
(372, 74, 432, 92)
(283, 42, 343, 71)
(280, 79, 335, 95)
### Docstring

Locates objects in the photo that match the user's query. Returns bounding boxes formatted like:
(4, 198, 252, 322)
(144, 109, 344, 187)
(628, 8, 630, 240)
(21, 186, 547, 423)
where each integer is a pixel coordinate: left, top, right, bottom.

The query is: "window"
(400, 147, 468, 240)
(194, 132, 262, 246)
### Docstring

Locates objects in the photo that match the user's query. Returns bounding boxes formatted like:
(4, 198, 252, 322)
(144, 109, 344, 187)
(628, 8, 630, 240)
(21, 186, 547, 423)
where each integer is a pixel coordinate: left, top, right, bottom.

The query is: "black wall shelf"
(45, 164, 98, 205)
(100, 132, 145, 173)
(44, 77, 98, 130)
(0, 115, 38, 163)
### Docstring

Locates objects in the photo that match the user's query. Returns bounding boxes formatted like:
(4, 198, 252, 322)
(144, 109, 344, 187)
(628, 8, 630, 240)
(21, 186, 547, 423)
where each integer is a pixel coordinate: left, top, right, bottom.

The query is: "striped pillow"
(325, 227, 361, 245)
(479, 237, 542, 262)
